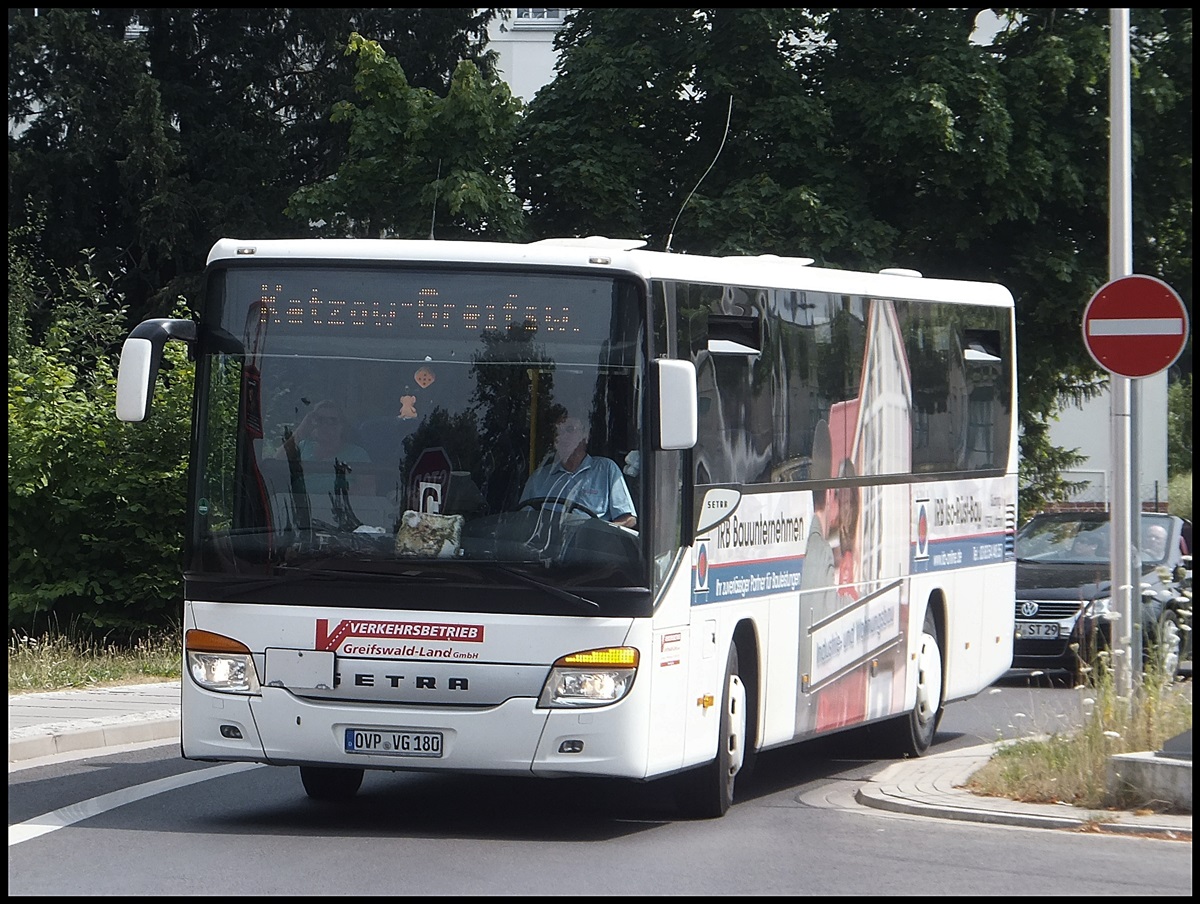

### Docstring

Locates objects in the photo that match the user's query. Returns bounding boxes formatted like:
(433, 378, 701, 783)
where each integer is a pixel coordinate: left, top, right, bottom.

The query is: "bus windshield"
(192, 265, 648, 601)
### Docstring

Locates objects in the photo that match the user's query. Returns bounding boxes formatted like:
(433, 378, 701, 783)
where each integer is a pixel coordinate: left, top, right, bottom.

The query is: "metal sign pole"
(1109, 8, 1134, 701)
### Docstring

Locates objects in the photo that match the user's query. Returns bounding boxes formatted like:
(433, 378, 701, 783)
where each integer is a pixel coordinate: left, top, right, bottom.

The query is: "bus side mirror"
(655, 359, 697, 450)
(115, 318, 196, 421)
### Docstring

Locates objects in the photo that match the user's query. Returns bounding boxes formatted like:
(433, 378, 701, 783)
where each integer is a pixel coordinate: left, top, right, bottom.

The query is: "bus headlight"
(185, 629, 261, 694)
(538, 647, 638, 708)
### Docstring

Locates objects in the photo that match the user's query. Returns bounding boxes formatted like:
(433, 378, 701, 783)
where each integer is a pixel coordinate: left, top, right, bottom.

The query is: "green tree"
(8, 9, 179, 335)
(1126, 9, 1193, 380)
(514, 7, 717, 242)
(8, 226, 194, 637)
(1166, 373, 1191, 521)
(7, 6, 1192, 568)
(516, 8, 1191, 509)
(8, 8, 503, 325)
(286, 33, 525, 239)
(1015, 423, 1090, 523)
(1166, 375, 1192, 477)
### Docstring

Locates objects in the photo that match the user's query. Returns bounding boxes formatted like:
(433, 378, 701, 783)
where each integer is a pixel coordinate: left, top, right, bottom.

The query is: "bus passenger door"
(643, 571, 696, 776)
(680, 616, 721, 769)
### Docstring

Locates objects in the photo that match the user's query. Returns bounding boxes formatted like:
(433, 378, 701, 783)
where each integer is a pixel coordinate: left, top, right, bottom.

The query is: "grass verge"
(8, 628, 180, 694)
(965, 650, 1192, 812)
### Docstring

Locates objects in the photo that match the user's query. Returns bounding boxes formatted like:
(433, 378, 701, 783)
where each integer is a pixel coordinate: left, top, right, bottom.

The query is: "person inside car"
(1142, 523, 1170, 562)
(1070, 532, 1103, 559)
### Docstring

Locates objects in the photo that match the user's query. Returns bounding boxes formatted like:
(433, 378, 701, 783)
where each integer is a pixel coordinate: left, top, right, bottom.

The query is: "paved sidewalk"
(856, 743, 1191, 839)
(7, 681, 1191, 839)
(8, 682, 181, 762)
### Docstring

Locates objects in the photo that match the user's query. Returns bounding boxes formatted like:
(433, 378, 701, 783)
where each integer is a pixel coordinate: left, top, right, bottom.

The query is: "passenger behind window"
(1069, 532, 1103, 559)
(273, 399, 373, 496)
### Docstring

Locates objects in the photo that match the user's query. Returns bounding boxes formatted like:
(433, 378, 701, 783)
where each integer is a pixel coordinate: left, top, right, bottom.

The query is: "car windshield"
(1016, 517, 1110, 563)
(1015, 513, 1177, 566)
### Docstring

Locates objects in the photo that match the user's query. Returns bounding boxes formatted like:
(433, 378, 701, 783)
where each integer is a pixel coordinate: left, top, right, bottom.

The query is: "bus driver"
(520, 413, 637, 529)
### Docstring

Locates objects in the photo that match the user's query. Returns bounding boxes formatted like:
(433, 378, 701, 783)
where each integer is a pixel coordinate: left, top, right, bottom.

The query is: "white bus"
(116, 237, 1017, 817)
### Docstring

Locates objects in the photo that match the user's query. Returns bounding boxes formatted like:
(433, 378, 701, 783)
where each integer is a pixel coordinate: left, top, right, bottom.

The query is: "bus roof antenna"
(665, 95, 733, 254)
(429, 159, 442, 240)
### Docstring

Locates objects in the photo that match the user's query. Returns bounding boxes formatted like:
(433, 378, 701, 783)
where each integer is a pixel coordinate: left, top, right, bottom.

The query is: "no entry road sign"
(409, 447, 452, 514)
(1081, 274, 1188, 378)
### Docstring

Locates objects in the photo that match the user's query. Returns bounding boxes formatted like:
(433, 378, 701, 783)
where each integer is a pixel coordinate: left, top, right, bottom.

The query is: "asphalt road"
(8, 672, 1192, 895)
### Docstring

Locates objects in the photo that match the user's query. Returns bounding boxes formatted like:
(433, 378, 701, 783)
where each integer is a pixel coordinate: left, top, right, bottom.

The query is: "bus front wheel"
(677, 645, 747, 818)
(300, 765, 364, 801)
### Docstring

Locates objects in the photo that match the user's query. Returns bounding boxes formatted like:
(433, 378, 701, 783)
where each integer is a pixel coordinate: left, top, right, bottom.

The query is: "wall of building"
(486, 8, 570, 104)
(1051, 372, 1169, 509)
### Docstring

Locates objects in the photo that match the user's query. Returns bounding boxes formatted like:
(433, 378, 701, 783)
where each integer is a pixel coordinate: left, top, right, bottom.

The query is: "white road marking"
(8, 762, 262, 847)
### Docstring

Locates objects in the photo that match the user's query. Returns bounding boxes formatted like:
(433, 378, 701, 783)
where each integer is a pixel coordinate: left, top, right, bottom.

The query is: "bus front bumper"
(181, 682, 652, 778)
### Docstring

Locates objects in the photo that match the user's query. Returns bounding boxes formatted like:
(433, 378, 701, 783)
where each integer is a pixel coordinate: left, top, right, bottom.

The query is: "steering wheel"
(519, 497, 600, 519)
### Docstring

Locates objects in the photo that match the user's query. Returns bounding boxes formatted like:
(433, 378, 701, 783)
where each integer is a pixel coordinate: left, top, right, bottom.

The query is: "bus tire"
(300, 765, 364, 801)
(677, 645, 747, 818)
(883, 609, 943, 758)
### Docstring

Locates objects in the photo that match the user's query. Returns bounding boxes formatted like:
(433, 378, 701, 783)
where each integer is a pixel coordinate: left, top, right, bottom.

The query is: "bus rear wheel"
(300, 766, 364, 801)
(677, 645, 747, 818)
(882, 609, 943, 758)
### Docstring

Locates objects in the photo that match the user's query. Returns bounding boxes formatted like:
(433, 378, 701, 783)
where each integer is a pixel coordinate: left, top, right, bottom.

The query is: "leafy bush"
(8, 239, 193, 638)
(1166, 377, 1191, 522)
(1167, 472, 1192, 522)
(1166, 375, 1191, 478)
(966, 650, 1192, 811)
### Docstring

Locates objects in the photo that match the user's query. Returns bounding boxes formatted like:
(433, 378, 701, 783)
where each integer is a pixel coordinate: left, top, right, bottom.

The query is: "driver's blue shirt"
(520, 454, 636, 523)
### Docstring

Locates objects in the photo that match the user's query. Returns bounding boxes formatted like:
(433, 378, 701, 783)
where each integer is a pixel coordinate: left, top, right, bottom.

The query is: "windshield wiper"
(487, 564, 600, 611)
(198, 560, 600, 610)
(197, 563, 444, 593)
